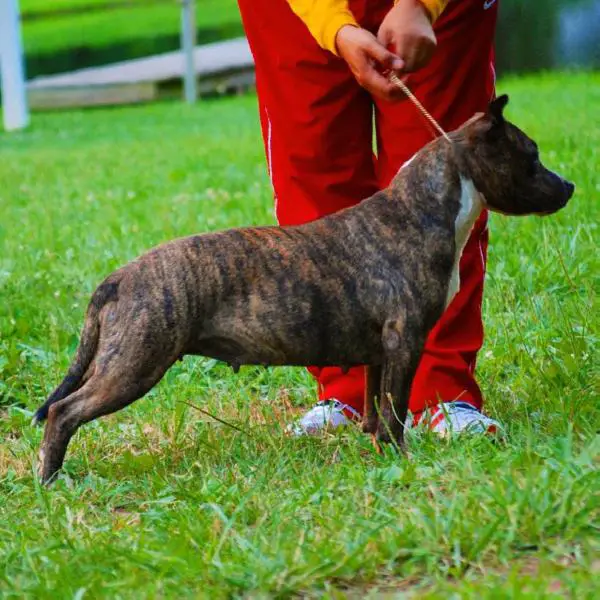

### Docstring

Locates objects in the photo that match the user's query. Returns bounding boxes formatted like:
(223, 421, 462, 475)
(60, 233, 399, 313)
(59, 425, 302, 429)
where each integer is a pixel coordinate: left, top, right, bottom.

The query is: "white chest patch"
(445, 176, 484, 308)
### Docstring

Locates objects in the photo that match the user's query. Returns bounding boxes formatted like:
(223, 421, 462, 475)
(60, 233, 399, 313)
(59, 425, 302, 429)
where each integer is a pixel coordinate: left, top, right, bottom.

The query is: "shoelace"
(317, 399, 361, 420)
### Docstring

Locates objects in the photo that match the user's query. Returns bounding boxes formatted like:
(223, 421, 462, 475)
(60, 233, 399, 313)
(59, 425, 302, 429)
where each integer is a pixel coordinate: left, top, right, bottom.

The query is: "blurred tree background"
(19, 0, 600, 79)
(497, 0, 600, 72)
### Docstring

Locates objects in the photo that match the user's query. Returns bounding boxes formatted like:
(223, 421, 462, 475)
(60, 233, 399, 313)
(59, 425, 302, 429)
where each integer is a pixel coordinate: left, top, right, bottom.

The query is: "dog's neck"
(393, 141, 485, 306)
(396, 140, 484, 224)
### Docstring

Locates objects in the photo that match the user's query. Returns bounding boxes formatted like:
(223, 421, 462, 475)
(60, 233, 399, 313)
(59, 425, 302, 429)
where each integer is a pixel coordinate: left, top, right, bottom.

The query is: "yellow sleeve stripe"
(398, 0, 450, 23)
(287, 0, 450, 57)
(287, 1, 358, 55)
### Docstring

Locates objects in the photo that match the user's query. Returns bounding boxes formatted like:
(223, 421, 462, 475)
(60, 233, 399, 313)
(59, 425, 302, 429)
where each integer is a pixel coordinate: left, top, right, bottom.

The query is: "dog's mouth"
(536, 185, 574, 216)
(535, 205, 567, 217)
(486, 199, 568, 218)
(536, 179, 575, 216)
(534, 201, 569, 217)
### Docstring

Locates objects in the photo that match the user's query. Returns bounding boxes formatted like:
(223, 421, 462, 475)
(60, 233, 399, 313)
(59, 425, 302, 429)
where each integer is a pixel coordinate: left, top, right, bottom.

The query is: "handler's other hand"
(378, 0, 437, 73)
(335, 25, 405, 102)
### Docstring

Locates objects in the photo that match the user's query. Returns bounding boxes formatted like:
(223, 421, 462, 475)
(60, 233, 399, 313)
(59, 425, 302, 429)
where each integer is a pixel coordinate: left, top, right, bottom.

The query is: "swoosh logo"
(483, 0, 498, 9)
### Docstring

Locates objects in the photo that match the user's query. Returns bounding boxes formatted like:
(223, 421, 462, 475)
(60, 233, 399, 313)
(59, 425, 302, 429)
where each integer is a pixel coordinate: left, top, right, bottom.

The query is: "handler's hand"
(378, 0, 437, 73)
(335, 25, 405, 102)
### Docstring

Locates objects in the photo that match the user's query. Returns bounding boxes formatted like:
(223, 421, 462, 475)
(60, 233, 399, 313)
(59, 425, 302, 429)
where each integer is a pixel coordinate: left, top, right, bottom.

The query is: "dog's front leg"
(362, 365, 382, 435)
(375, 317, 424, 451)
(376, 358, 412, 451)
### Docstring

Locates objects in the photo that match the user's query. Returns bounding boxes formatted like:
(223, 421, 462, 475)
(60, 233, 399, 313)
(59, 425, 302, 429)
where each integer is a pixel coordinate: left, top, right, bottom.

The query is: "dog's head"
(453, 95, 575, 215)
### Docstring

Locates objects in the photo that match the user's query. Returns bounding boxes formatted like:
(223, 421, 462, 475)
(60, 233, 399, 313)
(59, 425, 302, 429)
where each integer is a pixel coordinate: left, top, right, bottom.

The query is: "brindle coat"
(35, 96, 574, 482)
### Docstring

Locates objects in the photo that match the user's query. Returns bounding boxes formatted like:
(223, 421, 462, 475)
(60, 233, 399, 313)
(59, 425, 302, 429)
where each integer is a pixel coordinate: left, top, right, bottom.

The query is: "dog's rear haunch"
(35, 96, 574, 483)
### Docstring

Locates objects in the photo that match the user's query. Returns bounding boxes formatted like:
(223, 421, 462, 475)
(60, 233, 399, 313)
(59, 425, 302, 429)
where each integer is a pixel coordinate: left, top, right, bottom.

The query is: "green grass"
(1, 72, 599, 597)
(21, 0, 116, 14)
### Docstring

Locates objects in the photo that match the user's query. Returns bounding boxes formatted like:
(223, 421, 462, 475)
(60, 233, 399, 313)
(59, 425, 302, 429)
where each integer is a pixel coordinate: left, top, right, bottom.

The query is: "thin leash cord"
(388, 73, 452, 143)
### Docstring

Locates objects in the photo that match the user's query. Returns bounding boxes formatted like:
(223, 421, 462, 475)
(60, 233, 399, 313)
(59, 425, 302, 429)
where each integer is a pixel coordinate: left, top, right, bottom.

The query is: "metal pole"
(0, 0, 29, 131)
(180, 0, 197, 104)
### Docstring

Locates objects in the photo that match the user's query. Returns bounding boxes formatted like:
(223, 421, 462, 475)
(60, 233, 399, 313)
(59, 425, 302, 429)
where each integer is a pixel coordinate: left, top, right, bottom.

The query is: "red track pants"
(237, 0, 498, 415)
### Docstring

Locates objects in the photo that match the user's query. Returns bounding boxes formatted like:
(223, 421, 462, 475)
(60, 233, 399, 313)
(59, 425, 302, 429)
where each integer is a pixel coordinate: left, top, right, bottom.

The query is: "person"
(236, 0, 501, 436)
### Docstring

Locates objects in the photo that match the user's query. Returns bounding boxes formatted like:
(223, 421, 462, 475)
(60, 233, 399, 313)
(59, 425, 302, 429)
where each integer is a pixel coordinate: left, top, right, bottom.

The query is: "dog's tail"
(34, 278, 119, 423)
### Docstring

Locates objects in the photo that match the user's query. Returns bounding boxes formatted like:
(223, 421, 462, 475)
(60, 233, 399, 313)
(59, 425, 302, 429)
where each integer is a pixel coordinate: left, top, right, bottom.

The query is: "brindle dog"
(35, 96, 574, 482)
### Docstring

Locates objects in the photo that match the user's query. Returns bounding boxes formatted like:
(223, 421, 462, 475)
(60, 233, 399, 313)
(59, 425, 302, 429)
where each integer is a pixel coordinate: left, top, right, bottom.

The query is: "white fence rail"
(0, 0, 29, 131)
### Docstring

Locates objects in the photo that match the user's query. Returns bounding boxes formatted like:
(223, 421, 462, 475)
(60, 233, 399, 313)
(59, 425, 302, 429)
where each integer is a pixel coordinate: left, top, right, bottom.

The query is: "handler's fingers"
(403, 42, 435, 73)
(358, 61, 404, 102)
(364, 36, 405, 73)
(389, 33, 436, 73)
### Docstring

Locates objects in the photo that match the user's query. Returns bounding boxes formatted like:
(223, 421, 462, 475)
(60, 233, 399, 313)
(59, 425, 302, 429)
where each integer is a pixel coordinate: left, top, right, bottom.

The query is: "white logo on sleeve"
(483, 0, 498, 9)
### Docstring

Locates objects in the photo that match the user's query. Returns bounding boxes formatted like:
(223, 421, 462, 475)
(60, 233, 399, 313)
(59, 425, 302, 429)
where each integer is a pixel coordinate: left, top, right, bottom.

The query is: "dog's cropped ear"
(489, 94, 509, 125)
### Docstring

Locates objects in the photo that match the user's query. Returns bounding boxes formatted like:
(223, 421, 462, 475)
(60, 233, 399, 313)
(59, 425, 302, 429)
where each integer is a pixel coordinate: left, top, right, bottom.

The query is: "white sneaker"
(287, 399, 502, 439)
(286, 399, 360, 436)
(407, 401, 502, 438)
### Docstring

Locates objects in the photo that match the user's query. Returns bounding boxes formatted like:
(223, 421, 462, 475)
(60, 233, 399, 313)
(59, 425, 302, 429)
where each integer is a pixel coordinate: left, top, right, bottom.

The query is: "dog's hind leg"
(38, 355, 176, 484)
(34, 279, 116, 423)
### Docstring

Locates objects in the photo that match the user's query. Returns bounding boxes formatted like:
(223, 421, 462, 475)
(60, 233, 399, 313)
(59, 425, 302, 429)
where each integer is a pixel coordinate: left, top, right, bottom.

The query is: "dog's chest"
(445, 177, 484, 307)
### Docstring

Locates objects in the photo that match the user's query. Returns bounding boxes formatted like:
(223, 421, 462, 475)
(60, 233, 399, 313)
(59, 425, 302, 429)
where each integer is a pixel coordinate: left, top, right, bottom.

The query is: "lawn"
(21, 0, 118, 15)
(0, 72, 599, 597)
